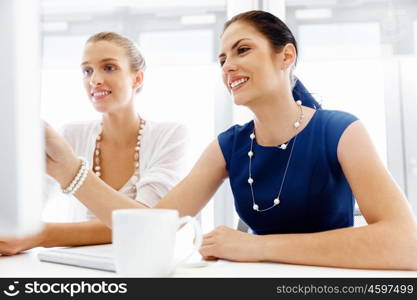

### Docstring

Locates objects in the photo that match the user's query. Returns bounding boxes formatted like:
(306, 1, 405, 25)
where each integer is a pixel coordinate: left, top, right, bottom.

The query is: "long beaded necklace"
(93, 117, 145, 195)
(248, 100, 304, 212)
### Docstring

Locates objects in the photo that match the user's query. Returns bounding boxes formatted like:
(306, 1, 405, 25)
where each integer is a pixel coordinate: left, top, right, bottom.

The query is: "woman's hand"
(199, 226, 266, 262)
(44, 122, 80, 188)
(0, 229, 46, 256)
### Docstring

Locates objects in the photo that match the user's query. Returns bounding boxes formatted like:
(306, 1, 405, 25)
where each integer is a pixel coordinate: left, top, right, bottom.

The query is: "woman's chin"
(91, 103, 109, 113)
(233, 95, 250, 106)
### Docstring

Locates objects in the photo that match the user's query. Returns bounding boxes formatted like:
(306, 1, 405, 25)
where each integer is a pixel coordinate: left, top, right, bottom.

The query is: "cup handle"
(171, 216, 203, 270)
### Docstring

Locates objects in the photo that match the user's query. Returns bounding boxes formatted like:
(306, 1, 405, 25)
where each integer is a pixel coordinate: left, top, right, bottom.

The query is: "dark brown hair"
(224, 10, 297, 56)
(224, 10, 298, 73)
(224, 11, 322, 109)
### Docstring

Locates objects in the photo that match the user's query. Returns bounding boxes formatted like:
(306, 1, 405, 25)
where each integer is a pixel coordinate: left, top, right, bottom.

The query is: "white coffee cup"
(112, 209, 203, 277)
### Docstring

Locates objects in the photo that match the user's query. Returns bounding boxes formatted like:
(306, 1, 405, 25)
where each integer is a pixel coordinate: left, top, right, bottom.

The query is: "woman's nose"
(89, 72, 103, 87)
(222, 58, 237, 74)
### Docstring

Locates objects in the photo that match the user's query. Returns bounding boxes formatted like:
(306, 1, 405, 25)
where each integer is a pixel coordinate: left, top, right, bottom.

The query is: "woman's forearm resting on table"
(41, 219, 112, 248)
(0, 220, 112, 255)
(258, 220, 417, 270)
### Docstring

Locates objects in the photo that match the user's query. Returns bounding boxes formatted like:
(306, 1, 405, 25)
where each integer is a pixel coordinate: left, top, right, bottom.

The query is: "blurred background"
(40, 0, 417, 232)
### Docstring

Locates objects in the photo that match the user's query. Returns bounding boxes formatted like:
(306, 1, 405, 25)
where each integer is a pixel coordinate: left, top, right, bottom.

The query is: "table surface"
(1, 247, 417, 278)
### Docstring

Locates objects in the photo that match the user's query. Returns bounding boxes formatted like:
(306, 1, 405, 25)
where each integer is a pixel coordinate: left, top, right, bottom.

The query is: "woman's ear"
(133, 70, 144, 91)
(281, 43, 297, 70)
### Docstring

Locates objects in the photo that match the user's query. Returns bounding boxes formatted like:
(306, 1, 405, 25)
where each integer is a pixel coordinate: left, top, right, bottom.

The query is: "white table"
(1, 248, 416, 278)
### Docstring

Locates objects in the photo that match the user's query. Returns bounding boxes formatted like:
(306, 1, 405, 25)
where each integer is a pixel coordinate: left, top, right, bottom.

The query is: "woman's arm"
(200, 121, 417, 270)
(42, 219, 111, 247)
(0, 220, 111, 255)
(46, 124, 228, 226)
(77, 140, 227, 225)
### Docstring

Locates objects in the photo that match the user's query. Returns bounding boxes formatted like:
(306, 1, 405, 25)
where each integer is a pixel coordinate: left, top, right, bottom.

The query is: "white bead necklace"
(248, 100, 303, 212)
(94, 117, 145, 195)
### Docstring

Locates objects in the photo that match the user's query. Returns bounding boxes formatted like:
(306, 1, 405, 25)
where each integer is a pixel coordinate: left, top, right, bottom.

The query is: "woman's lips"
(91, 90, 111, 102)
(230, 77, 249, 91)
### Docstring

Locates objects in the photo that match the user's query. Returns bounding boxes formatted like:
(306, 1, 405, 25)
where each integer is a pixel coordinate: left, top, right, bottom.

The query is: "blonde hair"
(86, 32, 146, 93)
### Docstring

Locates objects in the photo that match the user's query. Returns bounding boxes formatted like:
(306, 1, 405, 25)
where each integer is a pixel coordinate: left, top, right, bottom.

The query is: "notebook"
(38, 244, 207, 272)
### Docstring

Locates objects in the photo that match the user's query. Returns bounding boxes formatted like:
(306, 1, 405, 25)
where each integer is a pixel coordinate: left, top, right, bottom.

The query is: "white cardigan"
(44, 120, 187, 221)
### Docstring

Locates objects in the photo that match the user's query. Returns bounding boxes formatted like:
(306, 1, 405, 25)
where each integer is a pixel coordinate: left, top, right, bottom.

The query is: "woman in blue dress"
(45, 10, 417, 269)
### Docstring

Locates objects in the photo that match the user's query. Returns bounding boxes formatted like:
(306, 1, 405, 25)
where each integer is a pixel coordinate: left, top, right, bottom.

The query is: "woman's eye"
(219, 60, 225, 67)
(82, 68, 93, 77)
(104, 65, 116, 71)
(237, 47, 250, 54)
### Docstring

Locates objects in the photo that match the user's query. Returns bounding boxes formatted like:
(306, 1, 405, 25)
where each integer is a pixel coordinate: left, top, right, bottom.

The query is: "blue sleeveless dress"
(218, 109, 358, 235)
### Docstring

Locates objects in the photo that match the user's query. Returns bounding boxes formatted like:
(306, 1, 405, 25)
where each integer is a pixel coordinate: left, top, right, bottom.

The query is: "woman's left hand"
(0, 230, 46, 256)
(199, 226, 265, 262)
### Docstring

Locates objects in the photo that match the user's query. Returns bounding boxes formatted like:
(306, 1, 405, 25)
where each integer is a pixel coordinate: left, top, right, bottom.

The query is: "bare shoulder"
(190, 139, 227, 177)
(337, 120, 382, 167)
(337, 120, 414, 224)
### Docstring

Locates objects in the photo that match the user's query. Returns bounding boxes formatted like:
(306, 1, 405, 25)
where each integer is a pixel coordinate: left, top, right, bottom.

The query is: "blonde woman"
(0, 32, 186, 255)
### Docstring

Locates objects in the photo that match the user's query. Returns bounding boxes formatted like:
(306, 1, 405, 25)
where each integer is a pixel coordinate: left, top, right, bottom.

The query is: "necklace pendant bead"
(296, 100, 302, 106)
(95, 116, 144, 197)
(248, 107, 300, 212)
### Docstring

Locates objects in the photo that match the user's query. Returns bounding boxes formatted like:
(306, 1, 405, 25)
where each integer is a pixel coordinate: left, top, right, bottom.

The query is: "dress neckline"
(251, 109, 319, 149)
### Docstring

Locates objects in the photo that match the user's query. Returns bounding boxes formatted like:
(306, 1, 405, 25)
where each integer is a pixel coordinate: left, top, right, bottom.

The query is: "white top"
(44, 120, 187, 221)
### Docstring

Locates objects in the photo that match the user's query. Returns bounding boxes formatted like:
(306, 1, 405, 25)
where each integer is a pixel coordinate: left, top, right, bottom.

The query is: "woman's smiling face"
(219, 21, 292, 106)
(81, 41, 141, 113)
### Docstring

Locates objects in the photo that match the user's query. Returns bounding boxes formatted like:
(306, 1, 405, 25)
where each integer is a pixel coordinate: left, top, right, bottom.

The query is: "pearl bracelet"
(62, 157, 89, 195)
